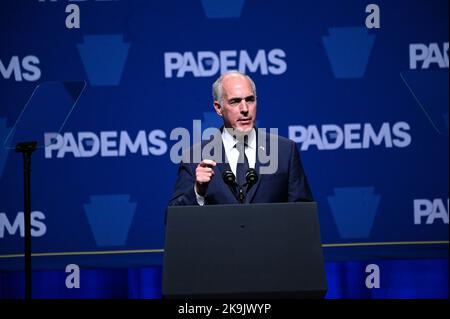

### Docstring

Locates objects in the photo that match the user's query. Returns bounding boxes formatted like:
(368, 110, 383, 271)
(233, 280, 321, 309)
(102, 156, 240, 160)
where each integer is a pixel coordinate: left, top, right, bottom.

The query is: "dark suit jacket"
(168, 130, 313, 205)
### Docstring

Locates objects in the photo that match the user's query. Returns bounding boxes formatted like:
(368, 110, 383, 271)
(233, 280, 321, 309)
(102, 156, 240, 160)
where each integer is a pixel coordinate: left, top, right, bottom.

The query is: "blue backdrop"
(0, 0, 448, 298)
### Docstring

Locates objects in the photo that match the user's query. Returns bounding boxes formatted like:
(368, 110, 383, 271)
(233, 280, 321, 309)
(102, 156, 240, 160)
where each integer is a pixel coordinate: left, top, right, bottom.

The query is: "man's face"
(214, 74, 257, 133)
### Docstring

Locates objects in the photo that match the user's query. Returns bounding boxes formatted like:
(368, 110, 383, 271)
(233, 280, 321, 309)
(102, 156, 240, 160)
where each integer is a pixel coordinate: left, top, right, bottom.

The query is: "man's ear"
(213, 101, 223, 116)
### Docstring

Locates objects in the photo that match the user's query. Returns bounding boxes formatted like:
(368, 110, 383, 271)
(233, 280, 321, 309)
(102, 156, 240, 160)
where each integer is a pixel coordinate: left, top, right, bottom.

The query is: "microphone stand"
(222, 169, 258, 204)
(238, 186, 245, 203)
(15, 141, 37, 300)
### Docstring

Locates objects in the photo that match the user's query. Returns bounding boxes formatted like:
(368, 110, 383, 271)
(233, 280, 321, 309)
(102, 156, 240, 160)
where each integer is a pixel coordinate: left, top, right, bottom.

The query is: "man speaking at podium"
(168, 71, 313, 206)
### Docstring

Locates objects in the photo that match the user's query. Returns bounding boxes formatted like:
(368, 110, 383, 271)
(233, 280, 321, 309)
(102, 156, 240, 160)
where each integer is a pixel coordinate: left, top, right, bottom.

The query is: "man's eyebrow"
(228, 94, 255, 100)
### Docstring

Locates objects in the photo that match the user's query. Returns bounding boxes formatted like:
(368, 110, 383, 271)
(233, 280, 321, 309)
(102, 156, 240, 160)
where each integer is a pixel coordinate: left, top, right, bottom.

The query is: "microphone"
(222, 170, 236, 186)
(245, 168, 258, 187)
(222, 170, 245, 203)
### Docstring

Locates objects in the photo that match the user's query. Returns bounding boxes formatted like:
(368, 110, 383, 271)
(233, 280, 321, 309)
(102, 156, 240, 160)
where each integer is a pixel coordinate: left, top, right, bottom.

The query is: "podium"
(163, 202, 327, 298)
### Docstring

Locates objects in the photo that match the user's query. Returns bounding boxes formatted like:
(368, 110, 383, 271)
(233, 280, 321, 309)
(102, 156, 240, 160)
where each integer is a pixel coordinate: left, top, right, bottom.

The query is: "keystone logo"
(327, 187, 380, 239)
(83, 194, 137, 246)
(201, 0, 245, 18)
(0, 118, 11, 180)
(401, 70, 449, 136)
(77, 35, 130, 86)
(322, 27, 375, 79)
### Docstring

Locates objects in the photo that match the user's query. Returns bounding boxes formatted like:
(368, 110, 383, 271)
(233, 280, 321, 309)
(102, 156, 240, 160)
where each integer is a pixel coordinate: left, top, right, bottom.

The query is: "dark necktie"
(235, 138, 249, 186)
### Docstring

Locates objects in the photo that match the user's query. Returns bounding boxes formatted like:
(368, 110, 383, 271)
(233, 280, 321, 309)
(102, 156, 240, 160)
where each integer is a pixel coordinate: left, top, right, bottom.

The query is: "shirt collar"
(222, 127, 256, 151)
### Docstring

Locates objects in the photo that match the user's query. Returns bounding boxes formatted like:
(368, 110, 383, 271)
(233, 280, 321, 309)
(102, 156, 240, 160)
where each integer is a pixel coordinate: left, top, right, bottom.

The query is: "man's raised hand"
(195, 159, 217, 196)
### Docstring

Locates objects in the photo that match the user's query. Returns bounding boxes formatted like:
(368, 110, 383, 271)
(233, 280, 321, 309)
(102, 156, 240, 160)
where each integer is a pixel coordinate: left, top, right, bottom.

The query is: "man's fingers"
(199, 167, 215, 174)
(196, 165, 215, 175)
(197, 171, 214, 180)
(199, 159, 217, 168)
(197, 177, 211, 184)
(196, 160, 216, 192)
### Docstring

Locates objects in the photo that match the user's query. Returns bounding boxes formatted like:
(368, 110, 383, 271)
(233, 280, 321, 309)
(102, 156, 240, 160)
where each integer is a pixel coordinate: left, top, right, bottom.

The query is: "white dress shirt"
(195, 128, 256, 206)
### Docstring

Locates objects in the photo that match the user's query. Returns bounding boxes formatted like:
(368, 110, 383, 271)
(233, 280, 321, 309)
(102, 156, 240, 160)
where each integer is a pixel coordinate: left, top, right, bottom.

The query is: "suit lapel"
(206, 127, 269, 204)
(215, 160, 240, 203)
(245, 129, 266, 203)
(207, 130, 239, 203)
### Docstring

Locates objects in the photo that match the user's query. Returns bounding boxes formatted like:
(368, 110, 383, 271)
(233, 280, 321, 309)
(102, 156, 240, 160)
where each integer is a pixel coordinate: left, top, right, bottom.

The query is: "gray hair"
(212, 71, 257, 105)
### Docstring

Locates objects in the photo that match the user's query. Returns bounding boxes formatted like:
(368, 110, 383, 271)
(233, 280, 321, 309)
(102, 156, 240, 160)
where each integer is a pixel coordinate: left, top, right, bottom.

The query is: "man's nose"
(240, 101, 249, 113)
